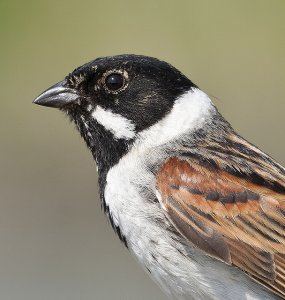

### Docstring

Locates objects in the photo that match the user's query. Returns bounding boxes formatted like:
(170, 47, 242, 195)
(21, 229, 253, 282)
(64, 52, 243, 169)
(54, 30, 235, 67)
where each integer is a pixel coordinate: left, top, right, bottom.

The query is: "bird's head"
(34, 55, 215, 173)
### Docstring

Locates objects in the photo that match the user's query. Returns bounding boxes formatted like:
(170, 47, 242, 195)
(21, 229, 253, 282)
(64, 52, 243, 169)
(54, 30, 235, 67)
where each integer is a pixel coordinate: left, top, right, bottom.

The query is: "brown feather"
(156, 148, 285, 298)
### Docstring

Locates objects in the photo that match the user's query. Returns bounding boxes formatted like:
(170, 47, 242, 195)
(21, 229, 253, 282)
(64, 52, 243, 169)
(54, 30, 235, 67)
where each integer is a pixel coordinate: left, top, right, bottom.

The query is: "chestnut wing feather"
(156, 156, 285, 298)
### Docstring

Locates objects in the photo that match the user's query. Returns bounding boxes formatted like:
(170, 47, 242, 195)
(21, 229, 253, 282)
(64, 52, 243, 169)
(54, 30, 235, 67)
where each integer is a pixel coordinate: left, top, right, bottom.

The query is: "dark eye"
(105, 73, 125, 91)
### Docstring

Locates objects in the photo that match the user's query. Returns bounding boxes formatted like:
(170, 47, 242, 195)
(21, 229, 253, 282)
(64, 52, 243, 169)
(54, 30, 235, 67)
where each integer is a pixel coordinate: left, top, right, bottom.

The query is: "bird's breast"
(103, 149, 278, 300)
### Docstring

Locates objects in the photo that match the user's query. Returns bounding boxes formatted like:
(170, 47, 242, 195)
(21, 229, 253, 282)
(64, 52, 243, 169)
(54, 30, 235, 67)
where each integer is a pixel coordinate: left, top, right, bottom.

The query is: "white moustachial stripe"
(91, 105, 136, 140)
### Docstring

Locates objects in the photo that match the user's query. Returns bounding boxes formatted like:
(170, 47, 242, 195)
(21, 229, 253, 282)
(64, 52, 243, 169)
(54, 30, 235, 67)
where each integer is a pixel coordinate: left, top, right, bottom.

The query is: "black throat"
(69, 108, 132, 188)
(68, 108, 132, 246)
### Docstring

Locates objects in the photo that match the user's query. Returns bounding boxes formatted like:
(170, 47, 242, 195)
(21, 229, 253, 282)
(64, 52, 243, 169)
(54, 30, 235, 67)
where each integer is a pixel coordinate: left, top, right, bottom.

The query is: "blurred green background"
(0, 0, 284, 299)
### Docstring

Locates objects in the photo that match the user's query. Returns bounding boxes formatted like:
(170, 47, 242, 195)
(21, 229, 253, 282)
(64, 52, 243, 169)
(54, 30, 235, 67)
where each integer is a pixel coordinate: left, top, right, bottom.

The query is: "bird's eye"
(105, 73, 125, 92)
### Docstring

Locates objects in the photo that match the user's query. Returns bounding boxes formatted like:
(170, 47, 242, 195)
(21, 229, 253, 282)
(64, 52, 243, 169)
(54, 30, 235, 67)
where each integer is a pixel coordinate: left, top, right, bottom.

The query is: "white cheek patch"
(91, 105, 136, 140)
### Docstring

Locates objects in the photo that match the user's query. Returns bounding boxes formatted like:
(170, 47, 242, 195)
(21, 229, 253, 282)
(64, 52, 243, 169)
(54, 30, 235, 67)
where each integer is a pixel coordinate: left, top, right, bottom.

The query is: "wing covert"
(156, 157, 285, 297)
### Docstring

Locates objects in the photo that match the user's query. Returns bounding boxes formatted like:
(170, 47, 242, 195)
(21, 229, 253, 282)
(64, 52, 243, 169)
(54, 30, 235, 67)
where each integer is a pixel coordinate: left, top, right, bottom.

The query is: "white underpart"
(104, 88, 277, 300)
(91, 105, 136, 139)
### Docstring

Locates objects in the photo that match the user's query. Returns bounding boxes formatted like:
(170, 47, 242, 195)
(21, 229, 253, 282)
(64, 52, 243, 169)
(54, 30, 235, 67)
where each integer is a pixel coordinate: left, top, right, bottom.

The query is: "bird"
(34, 54, 285, 300)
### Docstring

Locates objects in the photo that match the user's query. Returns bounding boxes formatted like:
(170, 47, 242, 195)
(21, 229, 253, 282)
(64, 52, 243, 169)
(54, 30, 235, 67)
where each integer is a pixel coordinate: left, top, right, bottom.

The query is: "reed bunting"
(34, 55, 285, 300)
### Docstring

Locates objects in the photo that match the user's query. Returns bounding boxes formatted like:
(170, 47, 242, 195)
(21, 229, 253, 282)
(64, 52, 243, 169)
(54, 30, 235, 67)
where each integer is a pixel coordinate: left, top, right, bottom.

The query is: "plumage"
(156, 156, 285, 297)
(34, 54, 285, 299)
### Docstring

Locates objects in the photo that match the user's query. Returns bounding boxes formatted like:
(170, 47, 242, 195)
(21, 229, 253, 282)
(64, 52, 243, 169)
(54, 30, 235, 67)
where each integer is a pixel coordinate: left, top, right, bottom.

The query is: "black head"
(34, 55, 195, 174)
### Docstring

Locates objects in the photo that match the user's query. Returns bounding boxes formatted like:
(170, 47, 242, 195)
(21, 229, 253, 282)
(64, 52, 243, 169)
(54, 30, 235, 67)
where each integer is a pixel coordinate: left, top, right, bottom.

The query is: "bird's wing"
(156, 138, 285, 298)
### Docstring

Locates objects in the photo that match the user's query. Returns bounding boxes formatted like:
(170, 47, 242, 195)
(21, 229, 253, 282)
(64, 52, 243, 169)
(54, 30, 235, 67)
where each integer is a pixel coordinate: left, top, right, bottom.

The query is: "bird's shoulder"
(156, 133, 285, 298)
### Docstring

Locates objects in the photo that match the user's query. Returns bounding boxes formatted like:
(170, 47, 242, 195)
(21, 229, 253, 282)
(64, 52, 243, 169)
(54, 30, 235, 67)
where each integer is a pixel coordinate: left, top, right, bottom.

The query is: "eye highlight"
(103, 71, 127, 93)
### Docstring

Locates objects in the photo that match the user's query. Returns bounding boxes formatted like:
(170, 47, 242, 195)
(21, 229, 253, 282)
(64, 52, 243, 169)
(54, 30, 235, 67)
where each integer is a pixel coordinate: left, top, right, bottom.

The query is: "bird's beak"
(33, 79, 79, 108)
